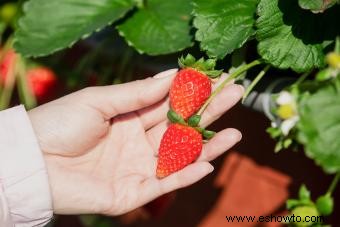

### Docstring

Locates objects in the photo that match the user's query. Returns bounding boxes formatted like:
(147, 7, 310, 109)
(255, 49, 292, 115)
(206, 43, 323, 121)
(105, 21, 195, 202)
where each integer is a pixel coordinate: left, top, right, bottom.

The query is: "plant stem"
(327, 172, 340, 195)
(295, 70, 312, 85)
(0, 51, 16, 110)
(17, 56, 36, 109)
(335, 36, 340, 54)
(113, 47, 133, 84)
(242, 65, 270, 102)
(196, 59, 263, 116)
(0, 22, 7, 44)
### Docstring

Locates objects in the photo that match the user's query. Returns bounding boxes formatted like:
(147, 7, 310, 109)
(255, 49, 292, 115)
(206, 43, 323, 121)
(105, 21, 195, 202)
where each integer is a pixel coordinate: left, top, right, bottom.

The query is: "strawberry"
(156, 123, 203, 178)
(169, 54, 222, 119)
(170, 69, 211, 119)
(27, 67, 58, 102)
(0, 49, 16, 85)
(156, 55, 221, 178)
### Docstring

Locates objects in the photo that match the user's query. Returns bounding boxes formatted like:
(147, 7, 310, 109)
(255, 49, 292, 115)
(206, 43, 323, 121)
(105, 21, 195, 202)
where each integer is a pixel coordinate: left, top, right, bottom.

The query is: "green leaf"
(14, 0, 135, 57)
(297, 77, 340, 173)
(256, 0, 339, 72)
(266, 127, 281, 138)
(298, 0, 338, 13)
(117, 0, 192, 55)
(193, 0, 258, 59)
(286, 199, 301, 210)
(299, 184, 311, 201)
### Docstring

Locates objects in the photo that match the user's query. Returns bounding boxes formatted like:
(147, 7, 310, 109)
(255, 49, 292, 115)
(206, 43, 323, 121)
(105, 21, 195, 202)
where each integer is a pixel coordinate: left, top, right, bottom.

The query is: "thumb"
(81, 69, 177, 119)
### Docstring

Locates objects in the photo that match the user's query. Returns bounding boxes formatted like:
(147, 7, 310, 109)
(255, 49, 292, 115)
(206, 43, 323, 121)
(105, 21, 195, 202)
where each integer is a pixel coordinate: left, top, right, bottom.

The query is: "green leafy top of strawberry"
(178, 54, 223, 78)
(167, 109, 215, 140)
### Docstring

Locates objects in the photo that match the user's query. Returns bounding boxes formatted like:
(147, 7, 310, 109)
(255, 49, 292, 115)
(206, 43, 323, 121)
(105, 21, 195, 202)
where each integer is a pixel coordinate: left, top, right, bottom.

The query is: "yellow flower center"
(277, 104, 295, 119)
(326, 52, 340, 69)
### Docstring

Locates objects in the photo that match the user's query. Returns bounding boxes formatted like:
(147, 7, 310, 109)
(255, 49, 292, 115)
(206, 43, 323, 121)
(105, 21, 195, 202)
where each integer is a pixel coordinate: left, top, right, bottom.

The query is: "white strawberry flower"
(274, 91, 299, 135)
(281, 116, 299, 136)
(276, 91, 294, 105)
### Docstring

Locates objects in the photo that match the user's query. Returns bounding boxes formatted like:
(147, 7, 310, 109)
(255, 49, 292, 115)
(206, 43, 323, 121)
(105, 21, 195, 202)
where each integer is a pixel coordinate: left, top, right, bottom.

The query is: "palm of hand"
(29, 71, 243, 216)
(41, 101, 165, 215)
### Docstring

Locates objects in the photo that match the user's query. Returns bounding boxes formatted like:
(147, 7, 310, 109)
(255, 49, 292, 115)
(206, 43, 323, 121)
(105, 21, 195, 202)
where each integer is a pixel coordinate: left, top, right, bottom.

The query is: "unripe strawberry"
(316, 194, 333, 216)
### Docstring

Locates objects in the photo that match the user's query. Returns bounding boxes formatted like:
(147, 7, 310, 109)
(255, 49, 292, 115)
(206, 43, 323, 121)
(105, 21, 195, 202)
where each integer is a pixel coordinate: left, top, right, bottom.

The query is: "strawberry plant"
(1, 0, 339, 226)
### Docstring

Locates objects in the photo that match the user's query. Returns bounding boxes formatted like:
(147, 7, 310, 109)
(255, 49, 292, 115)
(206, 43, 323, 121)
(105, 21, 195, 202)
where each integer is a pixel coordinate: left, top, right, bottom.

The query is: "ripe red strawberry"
(156, 123, 203, 178)
(27, 67, 58, 102)
(170, 68, 211, 119)
(0, 49, 16, 85)
(169, 54, 222, 119)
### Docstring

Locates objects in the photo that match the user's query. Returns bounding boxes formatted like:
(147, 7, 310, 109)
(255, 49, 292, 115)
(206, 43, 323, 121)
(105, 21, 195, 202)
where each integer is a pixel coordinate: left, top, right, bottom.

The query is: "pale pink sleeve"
(0, 105, 53, 227)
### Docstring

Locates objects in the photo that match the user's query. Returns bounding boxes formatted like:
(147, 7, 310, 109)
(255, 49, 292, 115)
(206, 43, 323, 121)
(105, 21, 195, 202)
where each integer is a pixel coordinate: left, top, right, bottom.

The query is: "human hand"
(28, 69, 244, 215)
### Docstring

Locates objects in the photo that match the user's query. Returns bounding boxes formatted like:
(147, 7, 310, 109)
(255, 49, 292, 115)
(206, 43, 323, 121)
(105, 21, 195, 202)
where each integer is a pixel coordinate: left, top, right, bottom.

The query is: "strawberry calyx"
(188, 115, 201, 127)
(202, 130, 216, 139)
(167, 109, 215, 140)
(167, 109, 186, 125)
(195, 127, 216, 140)
(178, 54, 223, 79)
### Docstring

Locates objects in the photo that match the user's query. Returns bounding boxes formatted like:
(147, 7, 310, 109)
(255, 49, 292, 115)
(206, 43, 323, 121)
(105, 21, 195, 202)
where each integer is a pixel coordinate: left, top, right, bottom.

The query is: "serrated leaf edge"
(13, 0, 135, 58)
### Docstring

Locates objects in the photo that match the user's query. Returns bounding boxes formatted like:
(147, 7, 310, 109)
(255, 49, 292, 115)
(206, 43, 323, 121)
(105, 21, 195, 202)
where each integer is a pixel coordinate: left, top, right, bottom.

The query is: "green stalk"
(0, 78, 15, 110)
(16, 56, 36, 109)
(327, 172, 340, 195)
(0, 52, 16, 110)
(196, 59, 263, 116)
(242, 65, 270, 103)
(295, 70, 312, 85)
(113, 48, 133, 84)
(335, 36, 340, 54)
(0, 22, 7, 44)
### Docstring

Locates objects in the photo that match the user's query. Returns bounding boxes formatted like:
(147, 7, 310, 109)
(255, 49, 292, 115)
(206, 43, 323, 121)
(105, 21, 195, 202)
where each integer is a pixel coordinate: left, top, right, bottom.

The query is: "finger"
(200, 84, 244, 127)
(80, 69, 177, 120)
(147, 121, 168, 154)
(197, 128, 241, 162)
(141, 162, 213, 202)
(137, 97, 170, 130)
(212, 73, 234, 89)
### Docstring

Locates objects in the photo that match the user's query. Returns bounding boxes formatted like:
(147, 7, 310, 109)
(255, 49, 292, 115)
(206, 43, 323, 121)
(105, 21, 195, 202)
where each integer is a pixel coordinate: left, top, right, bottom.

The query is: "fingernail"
(208, 165, 214, 173)
(237, 84, 245, 94)
(153, 68, 178, 79)
(237, 132, 243, 142)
